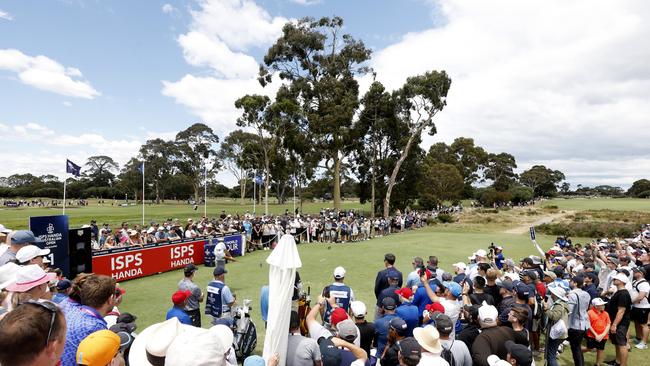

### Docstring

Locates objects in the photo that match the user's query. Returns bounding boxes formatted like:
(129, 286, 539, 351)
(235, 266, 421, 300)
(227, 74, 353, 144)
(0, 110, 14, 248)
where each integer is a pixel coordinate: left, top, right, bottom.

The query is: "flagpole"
(293, 175, 296, 215)
(142, 161, 145, 226)
(63, 178, 67, 215)
(204, 164, 207, 218)
(253, 177, 256, 215)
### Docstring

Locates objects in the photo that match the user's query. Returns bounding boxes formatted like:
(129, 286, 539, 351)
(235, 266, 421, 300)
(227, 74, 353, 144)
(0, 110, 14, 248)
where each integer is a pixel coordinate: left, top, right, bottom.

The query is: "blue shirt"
(395, 302, 419, 337)
(374, 313, 397, 356)
(166, 306, 192, 325)
(61, 305, 107, 366)
(405, 271, 421, 288)
(413, 281, 439, 315)
(52, 293, 69, 304)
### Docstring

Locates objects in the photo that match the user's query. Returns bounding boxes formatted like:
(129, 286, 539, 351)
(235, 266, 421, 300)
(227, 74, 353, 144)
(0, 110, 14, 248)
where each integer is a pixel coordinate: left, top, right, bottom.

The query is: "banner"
(30, 215, 70, 278)
(92, 233, 245, 281)
(209, 233, 245, 257)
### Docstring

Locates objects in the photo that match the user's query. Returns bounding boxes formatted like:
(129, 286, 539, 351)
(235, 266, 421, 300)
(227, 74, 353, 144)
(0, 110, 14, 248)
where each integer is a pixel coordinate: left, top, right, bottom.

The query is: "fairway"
(542, 197, 650, 212)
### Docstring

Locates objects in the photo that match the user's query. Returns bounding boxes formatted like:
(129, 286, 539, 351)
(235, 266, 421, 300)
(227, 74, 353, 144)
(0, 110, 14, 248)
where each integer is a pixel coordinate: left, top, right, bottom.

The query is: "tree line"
(1, 17, 647, 212)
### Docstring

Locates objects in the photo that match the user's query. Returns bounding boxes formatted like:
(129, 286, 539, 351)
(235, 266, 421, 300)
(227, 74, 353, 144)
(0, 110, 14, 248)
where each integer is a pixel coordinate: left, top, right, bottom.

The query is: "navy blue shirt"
(374, 313, 397, 356)
(377, 285, 400, 307)
(374, 267, 403, 299)
(395, 302, 419, 337)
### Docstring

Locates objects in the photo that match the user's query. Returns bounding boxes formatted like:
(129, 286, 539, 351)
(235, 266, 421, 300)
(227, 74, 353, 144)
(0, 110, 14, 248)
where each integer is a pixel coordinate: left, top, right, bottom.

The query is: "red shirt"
(536, 282, 546, 298)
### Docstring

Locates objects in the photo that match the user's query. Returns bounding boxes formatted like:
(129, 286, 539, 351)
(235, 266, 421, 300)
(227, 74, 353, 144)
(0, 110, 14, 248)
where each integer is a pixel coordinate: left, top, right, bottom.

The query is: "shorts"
(631, 307, 650, 323)
(531, 318, 540, 332)
(586, 337, 607, 350)
(610, 324, 629, 346)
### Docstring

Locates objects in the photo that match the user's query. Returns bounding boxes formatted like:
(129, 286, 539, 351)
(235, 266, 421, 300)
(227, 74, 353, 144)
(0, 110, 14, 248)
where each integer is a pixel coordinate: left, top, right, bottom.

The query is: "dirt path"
(503, 211, 574, 234)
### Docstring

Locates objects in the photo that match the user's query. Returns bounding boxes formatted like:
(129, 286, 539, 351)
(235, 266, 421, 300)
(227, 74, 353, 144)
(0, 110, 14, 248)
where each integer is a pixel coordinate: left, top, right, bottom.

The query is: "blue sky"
(1, 0, 649, 188)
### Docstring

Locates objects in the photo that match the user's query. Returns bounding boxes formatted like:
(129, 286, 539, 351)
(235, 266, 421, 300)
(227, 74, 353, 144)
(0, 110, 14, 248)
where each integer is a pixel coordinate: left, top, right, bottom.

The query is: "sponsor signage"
(29, 215, 70, 277)
(92, 233, 245, 281)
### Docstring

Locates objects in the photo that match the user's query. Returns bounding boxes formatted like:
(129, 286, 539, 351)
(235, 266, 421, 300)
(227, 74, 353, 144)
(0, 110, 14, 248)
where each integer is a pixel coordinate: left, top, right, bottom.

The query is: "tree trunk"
(239, 167, 246, 204)
(333, 153, 341, 210)
(383, 126, 423, 218)
(155, 181, 161, 204)
(194, 181, 200, 204)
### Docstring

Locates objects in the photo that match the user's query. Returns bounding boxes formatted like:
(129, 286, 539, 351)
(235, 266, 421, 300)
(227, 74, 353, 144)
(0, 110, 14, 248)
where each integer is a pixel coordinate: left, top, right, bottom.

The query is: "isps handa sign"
(30, 215, 70, 277)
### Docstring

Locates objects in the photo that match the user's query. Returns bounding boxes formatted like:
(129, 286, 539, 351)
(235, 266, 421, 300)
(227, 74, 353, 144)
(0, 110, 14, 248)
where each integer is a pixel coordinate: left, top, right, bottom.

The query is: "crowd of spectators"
(1, 216, 649, 366)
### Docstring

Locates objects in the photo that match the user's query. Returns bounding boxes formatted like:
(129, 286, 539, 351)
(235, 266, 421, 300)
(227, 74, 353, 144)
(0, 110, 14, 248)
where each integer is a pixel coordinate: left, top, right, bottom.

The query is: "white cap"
(591, 297, 607, 306)
(0, 262, 20, 290)
(16, 245, 50, 263)
(147, 227, 155, 234)
(0, 224, 12, 234)
(350, 301, 367, 318)
(333, 266, 346, 279)
(487, 355, 511, 366)
(475, 249, 488, 258)
(453, 262, 467, 270)
(0, 244, 8, 257)
(613, 272, 629, 284)
(478, 301, 498, 324)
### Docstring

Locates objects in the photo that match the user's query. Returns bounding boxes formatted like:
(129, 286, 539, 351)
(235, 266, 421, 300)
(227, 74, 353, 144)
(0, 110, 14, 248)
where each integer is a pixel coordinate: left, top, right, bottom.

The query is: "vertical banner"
(30, 215, 70, 278)
(208, 233, 245, 257)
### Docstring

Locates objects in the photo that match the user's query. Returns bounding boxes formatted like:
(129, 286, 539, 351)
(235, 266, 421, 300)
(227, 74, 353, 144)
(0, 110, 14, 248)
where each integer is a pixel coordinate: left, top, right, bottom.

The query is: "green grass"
(0, 198, 370, 230)
(541, 197, 650, 212)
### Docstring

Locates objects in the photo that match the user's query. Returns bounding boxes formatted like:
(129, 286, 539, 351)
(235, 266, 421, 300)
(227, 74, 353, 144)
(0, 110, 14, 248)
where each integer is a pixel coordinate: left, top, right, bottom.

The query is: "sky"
(0, 0, 648, 189)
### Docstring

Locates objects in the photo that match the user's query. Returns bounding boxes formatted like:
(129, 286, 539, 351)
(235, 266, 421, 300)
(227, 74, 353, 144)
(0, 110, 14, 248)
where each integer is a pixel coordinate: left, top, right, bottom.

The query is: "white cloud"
(162, 3, 175, 14)
(368, 0, 650, 187)
(290, 0, 321, 6)
(0, 49, 100, 99)
(0, 9, 12, 21)
(178, 31, 259, 78)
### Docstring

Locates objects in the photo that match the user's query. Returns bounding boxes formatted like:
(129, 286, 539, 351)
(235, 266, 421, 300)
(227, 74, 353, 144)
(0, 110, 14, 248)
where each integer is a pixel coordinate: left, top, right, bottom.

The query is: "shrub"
(437, 213, 455, 223)
(426, 217, 438, 226)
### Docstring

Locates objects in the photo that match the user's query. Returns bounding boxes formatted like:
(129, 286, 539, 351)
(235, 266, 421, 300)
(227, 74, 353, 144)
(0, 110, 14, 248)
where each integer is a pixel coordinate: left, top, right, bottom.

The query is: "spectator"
(395, 288, 418, 336)
(567, 275, 591, 366)
(606, 272, 632, 366)
(486, 341, 533, 366)
(286, 310, 322, 366)
(421, 278, 462, 338)
(457, 304, 481, 349)
(631, 267, 649, 349)
(166, 290, 193, 325)
(375, 253, 403, 305)
(6, 264, 57, 306)
(471, 302, 529, 366)
(586, 297, 610, 366)
(62, 274, 116, 366)
(406, 257, 424, 289)
(0, 299, 66, 366)
(380, 317, 408, 366)
(350, 300, 375, 357)
(75, 329, 123, 366)
(434, 312, 472, 366)
(377, 275, 401, 313)
(178, 264, 203, 327)
(16, 244, 50, 267)
(323, 266, 355, 323)
(396, 337, 421, 366)
(0, 230, 44, 266)
(374, 297, 398, 356)
(205, 266, 236, 324)
(545, 286, 569, 366)
(496, 280, 515, 324)
(53, 279, 73, 304)
(412, 325, 448, 366)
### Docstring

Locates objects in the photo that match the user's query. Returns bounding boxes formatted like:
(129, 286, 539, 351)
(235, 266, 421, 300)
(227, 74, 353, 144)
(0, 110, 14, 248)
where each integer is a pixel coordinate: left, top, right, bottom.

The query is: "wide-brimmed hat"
(0, 262, 21, 290)
(128, 317, 198, 366)
(413, 325, 442, 354)
(548, 286, 568, 301)
(165, 324, 233, 366)
(5, 264, 56, 292)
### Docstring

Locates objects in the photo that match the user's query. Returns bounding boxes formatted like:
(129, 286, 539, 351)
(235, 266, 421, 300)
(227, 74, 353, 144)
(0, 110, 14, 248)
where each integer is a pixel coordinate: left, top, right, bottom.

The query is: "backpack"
(440, 340, 457, 366)
(634, 279, 650, 300)
(318, 337, 341, 366)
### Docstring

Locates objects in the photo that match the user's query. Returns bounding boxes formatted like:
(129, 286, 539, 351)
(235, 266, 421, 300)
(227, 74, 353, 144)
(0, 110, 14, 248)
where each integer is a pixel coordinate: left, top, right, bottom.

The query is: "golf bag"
(298, 286, 312, 336)
(232, 299, 257, 360)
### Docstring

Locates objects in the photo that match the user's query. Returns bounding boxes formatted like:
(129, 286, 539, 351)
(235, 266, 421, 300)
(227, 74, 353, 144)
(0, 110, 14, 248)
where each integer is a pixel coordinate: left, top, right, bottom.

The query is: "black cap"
(116, 312, 137, 324)
(397, 337, 421, 361)
(184, 264, 198, 274)
(498, 280, 514, 292)
(389, 317, 408, 336)
(505, 340, 533, 366)
(382, 297, 397, 310)
(433, 312, 453, 335)
(213, 267, 228, 276)
(56, 279, 72, 291)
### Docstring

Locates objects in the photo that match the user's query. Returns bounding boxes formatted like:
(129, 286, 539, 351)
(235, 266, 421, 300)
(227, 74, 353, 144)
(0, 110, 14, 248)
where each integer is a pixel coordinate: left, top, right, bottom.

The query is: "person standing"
(375, 297, 399, 356)
(350, 301, 375, 357)
(434, 312, 473, 366)
(323, 266, 354, 324)
(178, 264, 203, 327)
(375, 253, 403, 318)
(567, 275, 591, 366)
(166, 290, 193, 325)
(631, 267, 650, 349)
(606, 272, 633, 366)
(586, 298, 611, 366)
(545, 286, 569, 366)
(206, 267, 236, 324)
(0, 230, 44, 266)
(286, 311, 322, 366)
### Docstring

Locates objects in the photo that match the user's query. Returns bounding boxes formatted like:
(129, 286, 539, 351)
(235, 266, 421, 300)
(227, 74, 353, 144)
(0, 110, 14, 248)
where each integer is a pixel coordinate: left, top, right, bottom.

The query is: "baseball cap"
(395, 287, 414, 299)
(0, 224, 12, 233)
(425, 302, 445, 314)
(397, 337, 421, 362)
(114, 330, 134, 353)
(453, 262, 467, 271)
(56, 279, 72, 291)
(443, 281, 462, 298)
(330, 307, 348, 326)
(10, 230, 44, 245)
(350, 301, 367, 318)
(389, 317, 408, 336)
(333, 266, 346, 279)
(76, 330, 121, 366)
(213, 267, 227, 276)
(515, 282, 531, 297)
(613, 272, 629, 284)
(183, 263, 198, 274)
(478, 302, 498, 325)
(591, 297, 608, 306)
(505, 340, 532, 366)
(475, 249, 488, 258)
(244, 355, 266, 366)
(172, 290, 191, 306)
(336, 319, 357, 342)
(433, 312, 453, 334)
(382, 297, 397, 310)
(487, 355, 511, 366)
(498, 280, 514, 292)
(16, 245, 50, 263)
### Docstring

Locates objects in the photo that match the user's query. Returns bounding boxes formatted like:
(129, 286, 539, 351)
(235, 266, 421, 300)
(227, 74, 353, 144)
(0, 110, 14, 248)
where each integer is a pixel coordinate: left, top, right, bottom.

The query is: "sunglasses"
(21, 300, 58, 346)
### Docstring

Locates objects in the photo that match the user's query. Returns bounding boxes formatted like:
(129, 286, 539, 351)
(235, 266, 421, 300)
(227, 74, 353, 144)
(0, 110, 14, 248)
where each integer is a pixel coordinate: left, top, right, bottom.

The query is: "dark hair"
(80, 274, 116, 309)
(510, 306, 529, 324)
(0, 302, 65, 365)
(571, 275, 584, 288)
(385, 253, 396, 265)
(553, 267, 564, 278)
(428, 256, 439, 266)
(290, 311, 300, 330)
(478, 263, 491, 273)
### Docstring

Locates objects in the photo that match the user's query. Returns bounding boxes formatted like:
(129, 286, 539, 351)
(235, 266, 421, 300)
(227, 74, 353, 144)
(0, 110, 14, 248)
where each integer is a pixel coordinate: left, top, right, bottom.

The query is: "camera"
(487, 242, 497, 260)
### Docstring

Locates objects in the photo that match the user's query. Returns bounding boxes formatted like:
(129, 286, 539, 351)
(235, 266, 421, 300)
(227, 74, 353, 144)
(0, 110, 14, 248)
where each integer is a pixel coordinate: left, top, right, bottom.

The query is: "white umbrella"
(263, 234, 302, 366)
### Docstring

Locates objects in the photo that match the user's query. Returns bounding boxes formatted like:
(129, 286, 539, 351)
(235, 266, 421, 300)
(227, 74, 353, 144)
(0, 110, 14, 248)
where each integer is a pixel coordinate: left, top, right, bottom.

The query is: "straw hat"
(413, 325, 442, 354)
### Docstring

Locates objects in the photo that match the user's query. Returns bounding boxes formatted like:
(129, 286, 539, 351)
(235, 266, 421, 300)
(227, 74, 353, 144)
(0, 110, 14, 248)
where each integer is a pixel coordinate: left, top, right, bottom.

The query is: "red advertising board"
(92, 239, 207, 281)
